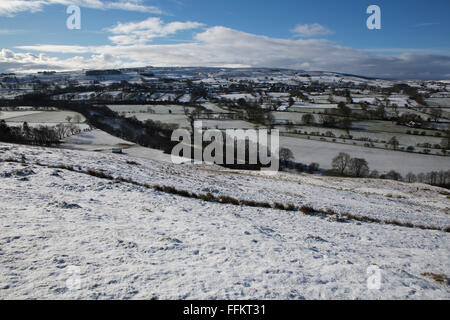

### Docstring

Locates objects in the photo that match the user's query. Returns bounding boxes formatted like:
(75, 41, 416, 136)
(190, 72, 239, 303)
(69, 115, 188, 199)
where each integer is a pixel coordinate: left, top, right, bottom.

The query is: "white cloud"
(0, 0, 46, 17)
(291, 23, 334, 37)
(0, 47, 134, 72)
(107, 17, 204, 45)
(0, 0, 162, 17)
(9, 26, 450, 79)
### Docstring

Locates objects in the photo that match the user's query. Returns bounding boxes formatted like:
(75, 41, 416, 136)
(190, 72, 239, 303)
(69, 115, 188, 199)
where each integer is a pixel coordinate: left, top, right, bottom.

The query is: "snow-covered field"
(125, 114, 190, 128)
(291, 103, 338, 110)
(426, 98, 450, 108)
(0, 67, 449, 300)
(0, 143, 449, 299)
(285, 121, 443, 149)
(107, 105, 196, 114)
(62, 129, 135, 152)
(2, 111, 85, 124)
(201, 102, 231, 113)
(200, 120, 257, 130)
(281, 136, 450, 175)
(0, 111, 43, 120)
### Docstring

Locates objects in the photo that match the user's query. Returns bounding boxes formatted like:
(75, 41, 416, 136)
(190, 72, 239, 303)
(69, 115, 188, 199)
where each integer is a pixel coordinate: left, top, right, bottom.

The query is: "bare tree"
(332, 152, 351, 175)
(337, 102, 351, 117)
(55, 123, 69, 139)
(441, 129, 450, 150)
(288, 97, 295, 107)
(279, 148, 294, 164)
(302, 113, 315, 125)
(184, 107, 200, 133)
(388, 136, 400, 150)
(266, 112, 275, 133)
(385, 170, 402, 181)
(307, 162, 320, 173)
(405, 172, 417, 183)
(68, 123, 78, 135)
(339, 117, 352, 133)
(348, 158, 369, 177)
(429, 108, 442, 122)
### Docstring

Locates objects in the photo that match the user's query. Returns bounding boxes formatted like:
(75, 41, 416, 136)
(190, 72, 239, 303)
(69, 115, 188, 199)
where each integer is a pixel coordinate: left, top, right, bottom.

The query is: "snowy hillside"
(0, 143, 449, 299)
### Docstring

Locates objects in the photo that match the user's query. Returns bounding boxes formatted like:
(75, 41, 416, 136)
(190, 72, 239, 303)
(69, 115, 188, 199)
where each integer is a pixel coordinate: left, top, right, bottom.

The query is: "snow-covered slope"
(62, 129, 135, 152)
(0, 143, 449, 299)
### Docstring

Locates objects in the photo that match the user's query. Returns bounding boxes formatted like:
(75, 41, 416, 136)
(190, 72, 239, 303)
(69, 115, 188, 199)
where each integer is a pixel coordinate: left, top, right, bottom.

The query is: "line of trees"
(329, 152, 449, 188)
(331, 152, 370, 177)
(405, 171, 450, 187)
(279, 147, 321, 173)
(0, 121, 61, 146)
(0, 98, 184, 154)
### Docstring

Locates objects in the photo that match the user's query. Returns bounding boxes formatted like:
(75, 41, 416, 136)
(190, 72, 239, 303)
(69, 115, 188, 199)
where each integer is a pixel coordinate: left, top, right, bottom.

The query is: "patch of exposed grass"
(53, 164, 75, 171)
(199, 193, 215, 202)
(421, 272, 449, 285)
(273, 202, 286, 210)
(154, 185, 193, 198)
(126, 160, 140, 166)
(86, 169, 114, 180)
(286, 203, 296, 211)
(241, 199, 271, 208)
(299, 205, 316, 215)
(218, 195, 240, 206)
(3, 157, 21, 163)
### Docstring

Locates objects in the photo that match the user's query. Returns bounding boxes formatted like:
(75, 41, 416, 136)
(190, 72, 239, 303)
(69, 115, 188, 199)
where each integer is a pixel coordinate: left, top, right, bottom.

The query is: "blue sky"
(1, 0, 449, 78)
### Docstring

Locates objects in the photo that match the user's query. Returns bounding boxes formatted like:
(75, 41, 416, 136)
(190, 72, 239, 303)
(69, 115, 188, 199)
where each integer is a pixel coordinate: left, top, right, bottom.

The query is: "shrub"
(176, 189, 193, 198)
(199, 193, 215, 202)
(299, 205, 315, 215)
(295, 163, 306, 172)
(86, 169, 113, 179)
(126, 160, 140, 166)
(369, 170, 379, 178)
(307, 163, 320, 173)
(279, 148, 295, 167)
(332, 152, 351, 175)
(286, 203, 296, 211)
(421, 272, 449, 285)
(273, 202, 286, 210)
(405, 172, 417, 183)
(54, 164, 75, 171)
(348, 158, 369, 177)
(385, 170, 402, 181)
(241, 200, 271, 208)
(218, 195, 240, 205)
